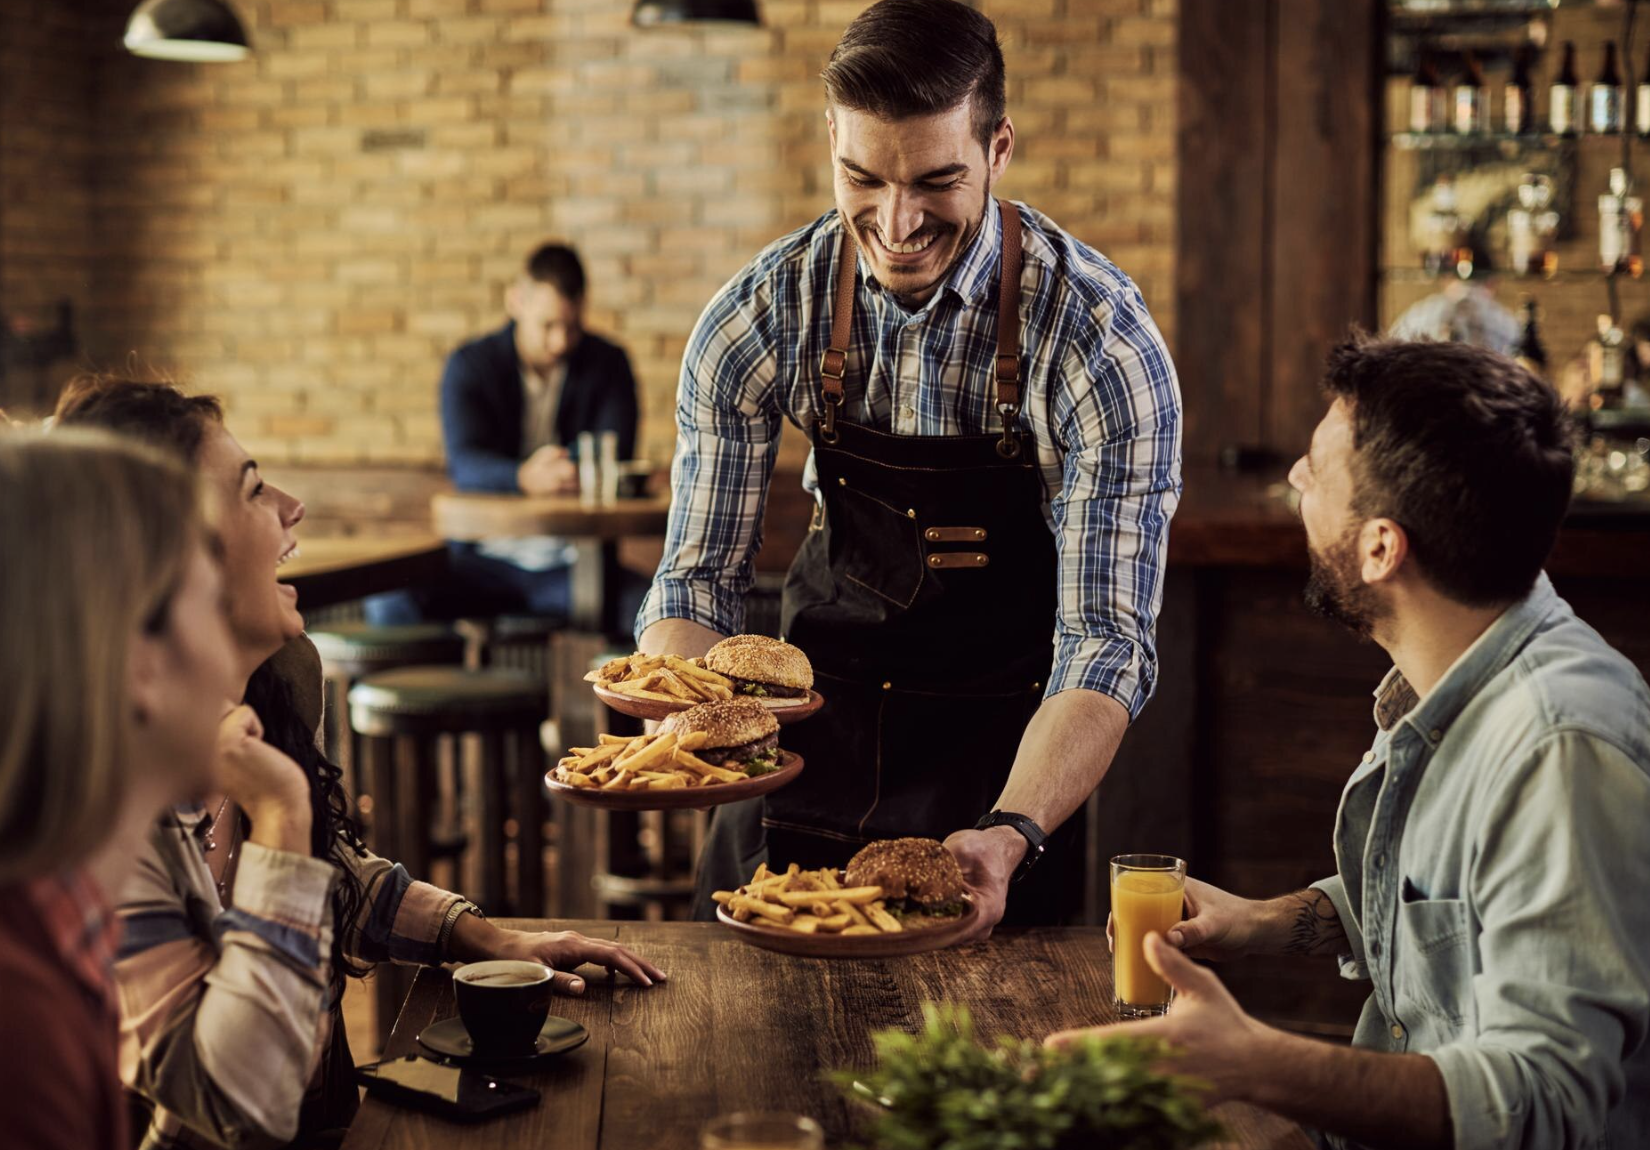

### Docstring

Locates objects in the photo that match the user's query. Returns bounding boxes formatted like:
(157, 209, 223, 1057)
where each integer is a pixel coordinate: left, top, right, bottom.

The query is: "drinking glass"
(1110, 853, 1187, 1019)
(699, 1112, 824, 1150)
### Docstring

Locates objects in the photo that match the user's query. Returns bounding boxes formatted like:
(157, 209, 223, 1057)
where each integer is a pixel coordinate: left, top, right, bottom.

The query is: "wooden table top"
(341, 921, 1311, 1150)
(432, 492, 673, 542)
(278, 535, 447, 610)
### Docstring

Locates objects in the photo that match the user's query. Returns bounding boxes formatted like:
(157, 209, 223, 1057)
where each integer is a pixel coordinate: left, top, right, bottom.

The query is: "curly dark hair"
(52, 373, 370, 995)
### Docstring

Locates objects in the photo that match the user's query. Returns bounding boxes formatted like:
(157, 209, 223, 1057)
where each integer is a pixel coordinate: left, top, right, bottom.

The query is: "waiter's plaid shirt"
(637, 198, 1182, 717)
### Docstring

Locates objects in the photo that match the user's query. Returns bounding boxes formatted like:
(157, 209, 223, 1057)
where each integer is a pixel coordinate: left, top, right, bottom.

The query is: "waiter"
(636, 0, 1182, 934)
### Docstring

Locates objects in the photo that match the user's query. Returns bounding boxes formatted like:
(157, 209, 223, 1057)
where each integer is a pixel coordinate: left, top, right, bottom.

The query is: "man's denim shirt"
(1312, 574, 1650, 1150)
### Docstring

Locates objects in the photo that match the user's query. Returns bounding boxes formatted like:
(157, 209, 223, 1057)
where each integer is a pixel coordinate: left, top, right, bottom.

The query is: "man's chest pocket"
(1394, 892, 1480, 1030)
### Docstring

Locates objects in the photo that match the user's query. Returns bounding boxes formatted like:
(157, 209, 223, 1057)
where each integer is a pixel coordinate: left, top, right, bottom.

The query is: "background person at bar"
(636, 0, 1181, 934)
(55, 378, 664, 1148)
(366, 241, 645, 626)
(0, 431, 237, 1150)
(1050, 337, 1650, 1150)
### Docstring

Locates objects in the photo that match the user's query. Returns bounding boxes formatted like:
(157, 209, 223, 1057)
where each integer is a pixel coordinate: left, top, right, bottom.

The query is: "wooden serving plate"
(593, 685, 825, 725)
(543, 751, 804, 811)
(716, 897, 979, 959)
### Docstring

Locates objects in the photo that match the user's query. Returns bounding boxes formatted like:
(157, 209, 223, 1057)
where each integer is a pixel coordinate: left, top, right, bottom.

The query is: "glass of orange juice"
(1110, 854, 1187, 1018)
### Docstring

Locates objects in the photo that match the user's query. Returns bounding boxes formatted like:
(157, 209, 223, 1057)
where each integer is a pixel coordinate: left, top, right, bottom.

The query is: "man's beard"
(849, 186, 989, 302)
(1302, 527, 1384, 640)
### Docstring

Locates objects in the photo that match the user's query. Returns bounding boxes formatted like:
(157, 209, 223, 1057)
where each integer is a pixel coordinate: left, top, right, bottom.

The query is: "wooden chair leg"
(364, 735, 399, 863)
(398, 736, 434, 885)
(513, 727, 545, 917)
(479, 731, 507, 914)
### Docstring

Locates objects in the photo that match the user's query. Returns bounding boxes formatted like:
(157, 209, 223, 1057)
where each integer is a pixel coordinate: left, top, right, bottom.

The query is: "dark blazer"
(439, 321, 640, 493)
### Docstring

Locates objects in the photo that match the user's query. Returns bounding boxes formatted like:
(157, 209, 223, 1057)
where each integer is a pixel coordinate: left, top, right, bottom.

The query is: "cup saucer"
(416, 1015, 589, 1065)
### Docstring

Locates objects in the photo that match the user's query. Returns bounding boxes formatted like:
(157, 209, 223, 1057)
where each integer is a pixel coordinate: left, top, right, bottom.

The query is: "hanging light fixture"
(124, 0, 252, 62)
(632, 0, 761, 28)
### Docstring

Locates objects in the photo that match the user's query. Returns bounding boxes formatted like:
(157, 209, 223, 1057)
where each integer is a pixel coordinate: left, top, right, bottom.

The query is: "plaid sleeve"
(1044, 282, 1182, 718)
(634, 269, 785, 643)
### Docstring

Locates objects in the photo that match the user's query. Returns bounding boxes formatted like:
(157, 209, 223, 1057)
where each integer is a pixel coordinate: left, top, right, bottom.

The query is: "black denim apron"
(692, 202, 1084, 925)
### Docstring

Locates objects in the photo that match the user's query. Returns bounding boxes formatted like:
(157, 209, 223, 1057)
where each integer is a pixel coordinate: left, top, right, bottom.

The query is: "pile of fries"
(584, 652, 735, 706)
(551, 729, 760, 792)
(712, 863, 908, 935)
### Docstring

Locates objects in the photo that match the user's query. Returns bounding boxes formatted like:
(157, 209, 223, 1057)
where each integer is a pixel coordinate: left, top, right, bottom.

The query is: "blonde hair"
(0, 428, 204, 882)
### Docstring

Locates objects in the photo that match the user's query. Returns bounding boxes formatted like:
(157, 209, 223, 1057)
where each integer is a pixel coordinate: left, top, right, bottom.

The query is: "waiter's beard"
(847, 187, 990, 306)
(1302, 526, 1385, 641)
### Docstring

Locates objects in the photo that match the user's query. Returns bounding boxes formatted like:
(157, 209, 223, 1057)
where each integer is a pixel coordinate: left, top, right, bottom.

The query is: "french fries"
(551, 726, 774, 793)
(584, 652, 736, 705)
(713, 863, 912, 937)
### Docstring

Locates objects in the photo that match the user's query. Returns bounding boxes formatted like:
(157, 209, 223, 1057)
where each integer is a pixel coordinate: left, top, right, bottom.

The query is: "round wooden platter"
(592, 684, 825, 725)
(543, 750, 804, 811)
(716, 897, 979, 959)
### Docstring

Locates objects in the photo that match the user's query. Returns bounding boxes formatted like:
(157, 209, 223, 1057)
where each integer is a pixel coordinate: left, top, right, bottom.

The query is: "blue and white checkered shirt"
(636, 198, 1182, 718)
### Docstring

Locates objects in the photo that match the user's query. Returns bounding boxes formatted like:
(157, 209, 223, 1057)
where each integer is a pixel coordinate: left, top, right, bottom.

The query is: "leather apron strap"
(817, 199, 1024, 457)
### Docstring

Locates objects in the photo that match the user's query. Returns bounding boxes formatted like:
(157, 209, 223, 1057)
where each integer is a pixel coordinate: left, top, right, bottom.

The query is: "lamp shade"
(124, 0, 251, 62)
(632, 0, 761, 28)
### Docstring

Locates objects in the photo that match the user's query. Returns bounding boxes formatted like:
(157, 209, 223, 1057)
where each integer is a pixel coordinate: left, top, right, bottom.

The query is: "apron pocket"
(832, 485, 926, 610)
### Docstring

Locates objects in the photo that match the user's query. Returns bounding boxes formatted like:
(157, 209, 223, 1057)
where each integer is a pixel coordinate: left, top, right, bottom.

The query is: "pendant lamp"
(124, 0, 252, 62)
(632, 0, 762, 28)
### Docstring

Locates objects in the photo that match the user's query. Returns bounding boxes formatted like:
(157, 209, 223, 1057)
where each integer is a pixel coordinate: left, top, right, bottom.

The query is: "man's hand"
(1046, 932, 1269, 1106)
(517, 445, 578, 496)
(1105, 876, 1261, 962)
(943, 825, 1026, 942)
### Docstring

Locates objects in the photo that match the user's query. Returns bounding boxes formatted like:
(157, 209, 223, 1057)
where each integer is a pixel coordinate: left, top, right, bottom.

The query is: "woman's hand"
(486, 929, 667, 996)
(216, 705, 311, 852)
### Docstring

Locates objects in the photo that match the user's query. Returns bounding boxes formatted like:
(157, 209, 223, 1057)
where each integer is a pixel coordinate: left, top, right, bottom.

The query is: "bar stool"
(458, 613, 563, 675)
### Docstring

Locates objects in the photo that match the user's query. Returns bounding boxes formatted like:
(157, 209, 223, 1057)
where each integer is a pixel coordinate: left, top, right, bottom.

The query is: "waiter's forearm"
(992, 688, 1129, 832)
(638, 617, 725, 659)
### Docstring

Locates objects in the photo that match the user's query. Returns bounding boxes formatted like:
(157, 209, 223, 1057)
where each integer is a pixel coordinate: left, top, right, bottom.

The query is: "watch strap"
(975, 810, 1048, 882)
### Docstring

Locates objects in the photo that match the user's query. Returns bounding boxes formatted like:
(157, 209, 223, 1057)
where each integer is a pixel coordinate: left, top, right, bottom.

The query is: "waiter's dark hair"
(524, 242, 586, 302)
(1321, 332, 1574, 607)
(823, 0, 1006, 150)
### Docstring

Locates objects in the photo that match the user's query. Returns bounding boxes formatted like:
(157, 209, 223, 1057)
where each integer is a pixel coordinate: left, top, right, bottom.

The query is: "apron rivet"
(837, 477, 847, 486)
(974, 529, 985, 539)
(882, 680, 892, 690)
(907, 508, 916, 519)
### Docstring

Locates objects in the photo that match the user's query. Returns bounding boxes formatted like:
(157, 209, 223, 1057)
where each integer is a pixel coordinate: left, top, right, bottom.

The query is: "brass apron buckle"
(995, 401, 1022, 459)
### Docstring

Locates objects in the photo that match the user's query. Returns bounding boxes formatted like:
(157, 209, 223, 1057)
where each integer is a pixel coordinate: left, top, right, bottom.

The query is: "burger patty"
(696, 730, 780, 767)
(732, 678, 809, 699)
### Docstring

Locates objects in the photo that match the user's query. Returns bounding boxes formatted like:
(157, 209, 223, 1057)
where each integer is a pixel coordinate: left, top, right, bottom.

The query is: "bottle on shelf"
(1599, 167, 1644, 277)
(1410, 49, 1446, 134)
(1513, 297, 1548, 378)
(1506, 43, 1536, 135)
(1590, 315, 1627, 410)
(1508, 173, 1560, 278)
(1638, 40, 1650, 137)
(1455, 52, 1489, 135)
(1590, 41, 1624, 135)
(1551, 40, 1579, 136)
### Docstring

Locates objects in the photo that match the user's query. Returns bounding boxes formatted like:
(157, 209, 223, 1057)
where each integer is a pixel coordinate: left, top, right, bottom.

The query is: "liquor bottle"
(1637, 40, 1650, 136)
(1410, 50, 1445, 134)
(1506, 44, 1535, 135)
(1590, 315, 1626, 409)
(1513, 298, 1548, 377)
(1599, 167, 1643, 275)
(1590, 42, 1624, 135)
(1455, 52, 1488, 134)
(1551, 41, 1579, 135)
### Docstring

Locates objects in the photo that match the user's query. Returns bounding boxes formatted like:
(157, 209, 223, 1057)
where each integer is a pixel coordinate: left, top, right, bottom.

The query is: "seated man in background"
(367, 242, 642, 625)
(1050, 336, 1650, 1150)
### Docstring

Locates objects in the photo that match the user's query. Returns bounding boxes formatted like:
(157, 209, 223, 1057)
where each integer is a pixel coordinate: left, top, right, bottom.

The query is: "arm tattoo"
(1282, 888, 1346, 956)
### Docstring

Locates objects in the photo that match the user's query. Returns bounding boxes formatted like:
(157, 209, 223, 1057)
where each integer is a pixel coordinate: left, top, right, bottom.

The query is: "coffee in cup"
(452, 960, 552, 1054)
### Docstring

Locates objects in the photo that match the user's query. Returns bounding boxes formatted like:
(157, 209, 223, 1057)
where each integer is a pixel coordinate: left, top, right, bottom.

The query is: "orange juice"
(1111, 869, 1185, 1009)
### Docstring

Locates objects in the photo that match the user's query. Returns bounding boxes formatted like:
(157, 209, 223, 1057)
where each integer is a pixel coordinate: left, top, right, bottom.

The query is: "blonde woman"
(0, 430, 245, 1150)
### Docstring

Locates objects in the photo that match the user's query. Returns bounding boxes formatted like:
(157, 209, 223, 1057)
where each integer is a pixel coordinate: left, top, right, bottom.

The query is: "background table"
(431, 492, 672, 635)
(342, 921, 1312, 1150)
(278, 535, 447, 610)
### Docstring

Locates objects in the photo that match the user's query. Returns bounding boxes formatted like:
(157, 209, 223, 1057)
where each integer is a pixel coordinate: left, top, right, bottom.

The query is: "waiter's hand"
(943, 825, 1026, 942)
(518, 445, 579, 496)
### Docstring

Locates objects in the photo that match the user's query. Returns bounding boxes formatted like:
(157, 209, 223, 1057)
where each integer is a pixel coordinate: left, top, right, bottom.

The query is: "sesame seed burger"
(658, 698, 783, 775)
(704, 635, 814, 706)
(845, 837, 969, 923)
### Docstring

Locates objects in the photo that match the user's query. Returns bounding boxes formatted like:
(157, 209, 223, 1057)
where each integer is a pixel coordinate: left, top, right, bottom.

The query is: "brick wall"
(7, 0, 1176, 469)
(0, 2, 102, 414)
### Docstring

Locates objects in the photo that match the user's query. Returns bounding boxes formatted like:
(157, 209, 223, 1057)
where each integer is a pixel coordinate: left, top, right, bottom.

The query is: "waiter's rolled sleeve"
(635, 275, 783, 644)
(1043, 286, 1181, 719)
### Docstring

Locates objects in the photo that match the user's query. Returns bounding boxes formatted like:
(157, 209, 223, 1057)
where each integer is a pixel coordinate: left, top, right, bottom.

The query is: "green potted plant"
(836, 1003, 1222, 1150)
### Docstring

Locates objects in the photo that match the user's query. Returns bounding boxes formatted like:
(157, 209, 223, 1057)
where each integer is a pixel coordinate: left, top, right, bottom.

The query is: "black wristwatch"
(975, 810, 1048, 883)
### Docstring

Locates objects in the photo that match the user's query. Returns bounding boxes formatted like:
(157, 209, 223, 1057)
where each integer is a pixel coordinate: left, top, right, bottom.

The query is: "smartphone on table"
(355, 1054, 540, 1122)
